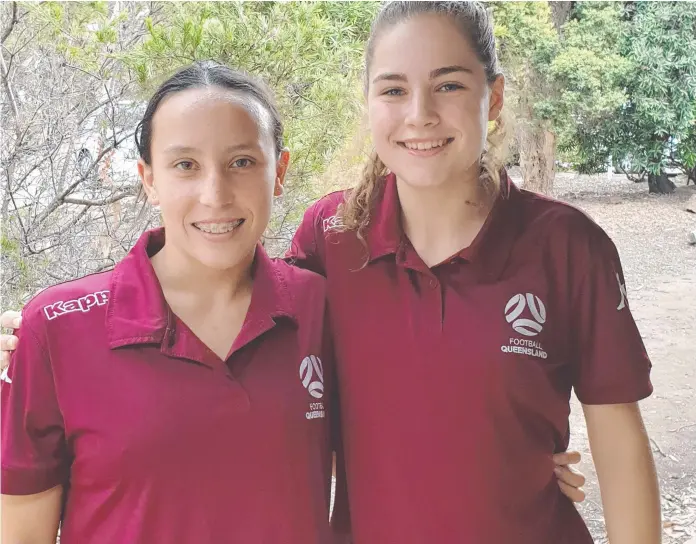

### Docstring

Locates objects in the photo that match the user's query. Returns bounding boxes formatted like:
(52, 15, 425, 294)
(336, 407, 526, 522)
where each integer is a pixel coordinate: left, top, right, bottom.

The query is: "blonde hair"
(338, 1, 509, 242)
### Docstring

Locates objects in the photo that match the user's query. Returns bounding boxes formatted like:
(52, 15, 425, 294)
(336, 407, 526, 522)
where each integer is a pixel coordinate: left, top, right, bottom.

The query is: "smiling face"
(366, 13, 504, 190)
(138, 87, 289, 272)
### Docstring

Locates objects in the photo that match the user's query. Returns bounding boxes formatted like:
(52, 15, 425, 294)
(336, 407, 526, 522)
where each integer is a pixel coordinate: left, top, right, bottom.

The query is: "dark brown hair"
(135, 61, 283, 164)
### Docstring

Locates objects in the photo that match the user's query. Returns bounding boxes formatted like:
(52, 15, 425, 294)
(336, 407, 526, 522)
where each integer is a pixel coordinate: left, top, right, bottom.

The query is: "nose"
(199, 167, 234, 208)
(404, 90, 439, 128)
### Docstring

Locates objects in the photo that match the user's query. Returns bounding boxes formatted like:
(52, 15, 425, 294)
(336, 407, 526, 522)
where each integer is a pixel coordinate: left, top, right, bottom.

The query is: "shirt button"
(429, 278, 439, 289)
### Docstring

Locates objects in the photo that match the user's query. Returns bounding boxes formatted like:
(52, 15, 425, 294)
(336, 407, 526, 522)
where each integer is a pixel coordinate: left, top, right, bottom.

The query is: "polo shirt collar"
(106, 228, 298, 354)
(467, 170, 524, 282)
(364, 170, 523, 281)
(365, 172, 403, 261)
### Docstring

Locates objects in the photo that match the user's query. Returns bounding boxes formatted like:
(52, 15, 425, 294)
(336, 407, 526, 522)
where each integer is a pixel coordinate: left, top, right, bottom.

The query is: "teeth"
(194, 220, 243, 234)
(404, 139, 447, 150)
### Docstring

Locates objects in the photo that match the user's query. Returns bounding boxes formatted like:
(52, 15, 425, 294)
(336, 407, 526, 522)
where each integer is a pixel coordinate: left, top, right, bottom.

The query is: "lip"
(399, 138, 454, 144)
(192, 219, 243, 225)
(191, 218, 246, 241)
(397, 137, 454, 157)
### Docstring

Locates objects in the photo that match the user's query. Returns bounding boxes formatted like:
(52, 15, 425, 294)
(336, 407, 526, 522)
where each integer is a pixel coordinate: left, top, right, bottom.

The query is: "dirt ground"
(508, 169, 696, 543)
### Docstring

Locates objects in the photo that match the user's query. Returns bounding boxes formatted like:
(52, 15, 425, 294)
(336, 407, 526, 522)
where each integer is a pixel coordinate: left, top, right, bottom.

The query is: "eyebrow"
(162, 143, 257, 155)
(372, 65, 473, 85)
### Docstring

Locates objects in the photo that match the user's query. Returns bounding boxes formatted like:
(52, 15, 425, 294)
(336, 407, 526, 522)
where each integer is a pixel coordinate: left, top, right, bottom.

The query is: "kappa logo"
(322, 215, 342, 233)
(504, 293, 547, 337)
(43, 290, 109, 321)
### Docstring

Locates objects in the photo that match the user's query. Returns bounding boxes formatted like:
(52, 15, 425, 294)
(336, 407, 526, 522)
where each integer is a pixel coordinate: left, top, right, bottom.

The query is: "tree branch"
(1, 2, 20, 136)
(63, 190, 135, 207)
(617, 163, 647, 183)
(32, 131, 135, 228)
(1, 2, 18, 45)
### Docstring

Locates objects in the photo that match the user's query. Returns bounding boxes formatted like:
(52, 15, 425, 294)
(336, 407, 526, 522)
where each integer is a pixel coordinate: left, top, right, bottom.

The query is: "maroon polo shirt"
(1, 228, 337, 544)
(287, 171, 652, 544)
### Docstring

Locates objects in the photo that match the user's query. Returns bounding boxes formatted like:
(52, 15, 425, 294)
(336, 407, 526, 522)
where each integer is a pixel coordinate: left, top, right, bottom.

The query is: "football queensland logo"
(300, 355, 326, 420)
(501, 293, 548, 359)
(504, 293, 546, 336)
(300, 355, 324, 398)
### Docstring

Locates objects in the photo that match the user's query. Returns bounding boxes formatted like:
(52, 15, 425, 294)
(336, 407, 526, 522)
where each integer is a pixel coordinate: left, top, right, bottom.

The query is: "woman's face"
(367, 14, 504, 189)
(138, 87, 289, 271)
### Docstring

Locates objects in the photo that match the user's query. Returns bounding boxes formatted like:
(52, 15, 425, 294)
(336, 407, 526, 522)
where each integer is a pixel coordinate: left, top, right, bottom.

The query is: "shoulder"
(269, 258, 327, 305)
(516, 188, 615, 255)
(302, 190, 349, 234)
(21, 270, 114, 332)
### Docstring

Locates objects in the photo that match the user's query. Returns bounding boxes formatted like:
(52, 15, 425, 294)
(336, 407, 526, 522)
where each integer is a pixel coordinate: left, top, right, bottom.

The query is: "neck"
(150, 244, 254, 306)
(397, 167, 494, 266)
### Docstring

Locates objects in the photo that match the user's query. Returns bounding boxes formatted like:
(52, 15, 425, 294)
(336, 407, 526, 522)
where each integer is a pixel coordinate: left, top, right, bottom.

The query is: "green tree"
(615, 2, 696, 193)
(549, 2, 633, 174)
(493, 2, 560, 194)
(673, 114, 696, 185)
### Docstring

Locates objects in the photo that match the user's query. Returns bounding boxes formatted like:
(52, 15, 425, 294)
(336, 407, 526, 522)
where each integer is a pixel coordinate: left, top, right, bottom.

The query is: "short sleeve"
(571, 233, 653, 405)
(1, 319, 69, 495)
(286, 202, 326, 276)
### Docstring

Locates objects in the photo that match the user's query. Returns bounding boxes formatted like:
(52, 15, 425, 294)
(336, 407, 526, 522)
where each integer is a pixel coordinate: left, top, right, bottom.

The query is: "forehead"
(151, 87, 274, 148)
(370, 14, 481, 76)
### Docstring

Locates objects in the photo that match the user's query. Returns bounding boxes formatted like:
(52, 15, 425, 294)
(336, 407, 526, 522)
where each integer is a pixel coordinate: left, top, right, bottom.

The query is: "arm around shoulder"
(2, 485, 64, 544)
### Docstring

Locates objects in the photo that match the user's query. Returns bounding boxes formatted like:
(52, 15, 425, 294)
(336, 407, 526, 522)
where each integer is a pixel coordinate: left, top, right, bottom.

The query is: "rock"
(687, 195, 696, 214)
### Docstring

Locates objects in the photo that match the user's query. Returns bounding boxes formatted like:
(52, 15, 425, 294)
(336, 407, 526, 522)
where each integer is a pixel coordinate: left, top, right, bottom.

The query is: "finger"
(0, 311, 22, 329)
(1, 334, 19, 352)
(554, 465, 586, 489)
(0, 350, 9, 371)
(553, 450, 581, 466)
(558, 480, 586, 504)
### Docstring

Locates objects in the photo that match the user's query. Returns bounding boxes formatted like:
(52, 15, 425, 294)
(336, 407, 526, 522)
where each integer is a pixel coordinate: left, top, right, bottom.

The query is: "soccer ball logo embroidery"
(504, 293, 547, 337)
(299, 355, 324, 399)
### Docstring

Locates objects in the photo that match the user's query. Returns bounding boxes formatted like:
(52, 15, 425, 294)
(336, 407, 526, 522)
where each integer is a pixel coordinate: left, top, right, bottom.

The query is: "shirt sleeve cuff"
(575, 379, 653, 406)
(1, 464, 67, 495)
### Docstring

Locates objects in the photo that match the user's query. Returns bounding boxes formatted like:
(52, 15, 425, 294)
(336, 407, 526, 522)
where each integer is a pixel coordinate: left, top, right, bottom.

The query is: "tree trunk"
(647, 172, 676, 194)
(548, 1, 573, 36)
(544, 129, 556, 187)
(520, 124, 556, 195)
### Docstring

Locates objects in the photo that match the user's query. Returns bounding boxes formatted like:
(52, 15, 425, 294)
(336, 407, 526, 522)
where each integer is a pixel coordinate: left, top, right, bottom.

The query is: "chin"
(192, 247, 255, 273)
(394, 168, 452, 189)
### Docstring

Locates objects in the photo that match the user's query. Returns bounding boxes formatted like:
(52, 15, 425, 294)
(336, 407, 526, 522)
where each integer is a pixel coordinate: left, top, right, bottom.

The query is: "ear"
(274, 148, 290, 197)
(137, 159, 159, 205)
(488, 74, 505, 122)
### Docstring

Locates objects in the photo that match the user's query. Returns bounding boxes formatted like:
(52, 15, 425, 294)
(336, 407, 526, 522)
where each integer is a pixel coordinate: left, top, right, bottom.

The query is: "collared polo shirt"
(2, 228, 336, 544)
(287, 171, 652, 544)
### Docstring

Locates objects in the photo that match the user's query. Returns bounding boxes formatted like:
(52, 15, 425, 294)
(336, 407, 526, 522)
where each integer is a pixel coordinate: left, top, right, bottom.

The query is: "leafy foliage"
(617, 2, 696, 176)
(550, 3, 633, 173)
